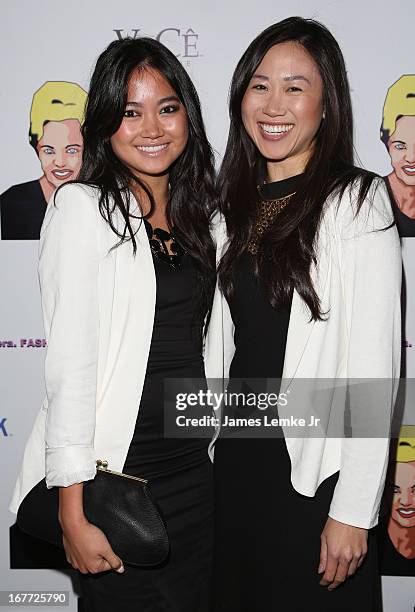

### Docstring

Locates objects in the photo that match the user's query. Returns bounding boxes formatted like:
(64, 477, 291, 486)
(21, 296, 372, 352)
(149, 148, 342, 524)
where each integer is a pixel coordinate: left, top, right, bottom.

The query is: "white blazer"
(11, 183, 176, 512)
(204, 177, 402, 529)
(10, 178, 401, 531)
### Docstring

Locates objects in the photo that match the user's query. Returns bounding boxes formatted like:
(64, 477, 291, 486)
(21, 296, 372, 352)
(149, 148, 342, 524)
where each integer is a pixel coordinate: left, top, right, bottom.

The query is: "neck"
(387, 517, 415, 559)
(388, 173, 415, 218)
(131, 173, 170, 230)
(39, 175, 55, 204)
(266, 151, 309, 182)
(131, 173, 169, 216)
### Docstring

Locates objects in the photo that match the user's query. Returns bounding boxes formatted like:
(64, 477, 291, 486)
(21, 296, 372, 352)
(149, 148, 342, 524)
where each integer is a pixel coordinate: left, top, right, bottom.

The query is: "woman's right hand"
(58, 482, 124, 574)
(61, 518, 125, 575)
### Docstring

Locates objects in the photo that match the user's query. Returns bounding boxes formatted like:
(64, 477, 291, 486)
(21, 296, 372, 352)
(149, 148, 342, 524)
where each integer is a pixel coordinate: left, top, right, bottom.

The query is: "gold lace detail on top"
(247, 190, 295, 255)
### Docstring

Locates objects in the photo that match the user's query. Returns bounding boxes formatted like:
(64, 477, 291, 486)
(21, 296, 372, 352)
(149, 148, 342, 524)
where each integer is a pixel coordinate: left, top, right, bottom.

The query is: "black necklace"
(144, 219, 185, 269)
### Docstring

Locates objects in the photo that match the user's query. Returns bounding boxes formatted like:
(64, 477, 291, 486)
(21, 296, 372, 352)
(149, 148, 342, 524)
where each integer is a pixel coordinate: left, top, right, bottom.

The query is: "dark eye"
(252, 84, 267, 91)
(161, 105, 180, 114)
(124, 109, 138, 118)
(287, 86, 302, 92)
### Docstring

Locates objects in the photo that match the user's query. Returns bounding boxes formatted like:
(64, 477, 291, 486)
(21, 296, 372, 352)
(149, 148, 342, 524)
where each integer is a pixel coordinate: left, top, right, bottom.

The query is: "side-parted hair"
(29, 81, 87, 150)
(71, 37, 217, 318)
(218, 16, 379, 321)
(380, 74, 415, 146)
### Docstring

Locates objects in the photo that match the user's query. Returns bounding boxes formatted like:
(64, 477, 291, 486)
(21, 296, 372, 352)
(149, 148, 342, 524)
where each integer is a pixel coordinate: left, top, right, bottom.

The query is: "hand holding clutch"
(17, 460, 169, 567)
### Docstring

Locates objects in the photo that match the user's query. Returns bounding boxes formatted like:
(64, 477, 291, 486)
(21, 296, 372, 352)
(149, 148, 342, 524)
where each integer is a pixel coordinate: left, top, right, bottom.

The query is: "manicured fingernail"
(318, 564, 323, 573)
(117, 565, 124, 573)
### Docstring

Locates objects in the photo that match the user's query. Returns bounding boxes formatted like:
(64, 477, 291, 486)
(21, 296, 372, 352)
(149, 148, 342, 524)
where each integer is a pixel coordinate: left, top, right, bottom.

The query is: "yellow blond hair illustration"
(29, 81, 87, 149)
(380, 75, 415, 145)
(396, 425, 415, 463)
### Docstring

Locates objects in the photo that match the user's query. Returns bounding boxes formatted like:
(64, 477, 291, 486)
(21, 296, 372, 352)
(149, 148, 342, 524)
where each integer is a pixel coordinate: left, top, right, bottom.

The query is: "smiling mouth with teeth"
(136, 144, 169, 154)
(52, 170, 73, 179)
(402, 165, 415, 175)
(398, 508, 415, 516)
(259, 123, 294, 135)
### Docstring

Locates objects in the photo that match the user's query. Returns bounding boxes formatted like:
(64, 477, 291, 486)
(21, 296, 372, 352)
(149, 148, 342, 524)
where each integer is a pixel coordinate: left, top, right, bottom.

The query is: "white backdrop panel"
(1, 1, 414, 610)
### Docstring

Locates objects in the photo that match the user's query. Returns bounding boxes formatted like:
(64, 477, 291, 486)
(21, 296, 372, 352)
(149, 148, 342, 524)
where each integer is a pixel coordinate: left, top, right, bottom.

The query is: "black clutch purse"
(16, 459, 169, 567)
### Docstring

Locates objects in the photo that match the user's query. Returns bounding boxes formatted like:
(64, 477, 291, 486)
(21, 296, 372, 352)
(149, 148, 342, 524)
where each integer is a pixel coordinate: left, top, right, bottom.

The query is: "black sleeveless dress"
(79, 220, 213, 612)
(211, 176, 382, 612)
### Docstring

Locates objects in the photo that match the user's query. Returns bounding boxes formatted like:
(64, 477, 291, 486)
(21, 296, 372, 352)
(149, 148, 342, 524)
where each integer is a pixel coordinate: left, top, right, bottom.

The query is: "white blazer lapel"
(97, 198, 156, 417)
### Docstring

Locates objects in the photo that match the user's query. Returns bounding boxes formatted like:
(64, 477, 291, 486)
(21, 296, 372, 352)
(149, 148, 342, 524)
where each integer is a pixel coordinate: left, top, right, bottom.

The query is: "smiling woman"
(0, 81, 86, 240)
(241, 41, 324, 180)
(381, 75, 415, 236)
(37, 120, 83, 188)
(208, 15, 401, 612)
(110, 67, 189, 206)
(9, 37, 217, 612)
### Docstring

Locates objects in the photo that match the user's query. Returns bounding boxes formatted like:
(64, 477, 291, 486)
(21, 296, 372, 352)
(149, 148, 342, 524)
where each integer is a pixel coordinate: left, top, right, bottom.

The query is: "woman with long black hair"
(10, 37, 216, 611)
(205, 16, 401, 611)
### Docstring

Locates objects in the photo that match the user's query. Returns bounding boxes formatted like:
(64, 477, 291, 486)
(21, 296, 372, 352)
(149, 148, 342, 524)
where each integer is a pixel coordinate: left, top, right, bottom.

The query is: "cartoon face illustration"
(391, 460, 415, 528)
(30, 81, 87, 195)
(387, 116, 415, 187)
(36, 119, 83, 189)
(381, 75, 415, 188)
(387, 425, 415, 560)
(0, 81, 87, 240)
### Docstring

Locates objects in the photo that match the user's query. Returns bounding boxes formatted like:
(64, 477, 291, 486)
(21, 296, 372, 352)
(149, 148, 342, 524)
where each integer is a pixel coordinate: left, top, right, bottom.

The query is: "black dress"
(79, 221, 213, 612)
(1, 180, 47, 239)
(378, 516, 415, 576)
(212, 176, 382, 612)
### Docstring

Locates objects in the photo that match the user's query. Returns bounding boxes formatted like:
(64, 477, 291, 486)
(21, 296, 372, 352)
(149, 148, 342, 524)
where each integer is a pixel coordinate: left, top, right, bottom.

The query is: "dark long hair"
(76, 37, 217, 317)
(218, 16, 379, 321)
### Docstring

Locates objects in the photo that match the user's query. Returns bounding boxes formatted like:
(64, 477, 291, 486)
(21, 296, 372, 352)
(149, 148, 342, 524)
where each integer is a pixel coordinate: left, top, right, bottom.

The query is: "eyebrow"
(390, 139, 406, 144)
(251, 73, 311, 85)
(284, 75, 311, 85)
(126, 95, 180, 107)
(39, 143, 82, 148)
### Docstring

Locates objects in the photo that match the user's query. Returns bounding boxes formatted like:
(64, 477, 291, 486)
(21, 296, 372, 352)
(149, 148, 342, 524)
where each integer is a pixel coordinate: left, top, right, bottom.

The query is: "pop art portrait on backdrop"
(379, 426, 415, 576)
(381, 75, 415, 238)
(0, 81, 87, 240)
(378, 77, 415, 578)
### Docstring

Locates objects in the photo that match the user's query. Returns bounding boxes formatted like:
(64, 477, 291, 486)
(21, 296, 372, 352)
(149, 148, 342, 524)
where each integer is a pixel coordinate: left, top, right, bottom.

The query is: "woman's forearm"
(58, 483, 87, 529)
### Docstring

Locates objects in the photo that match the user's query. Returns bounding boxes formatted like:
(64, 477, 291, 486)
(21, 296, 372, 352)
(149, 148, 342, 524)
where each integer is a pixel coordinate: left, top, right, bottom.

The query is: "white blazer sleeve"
(39, 183, 100, 488)
(328, 178, 402, 528)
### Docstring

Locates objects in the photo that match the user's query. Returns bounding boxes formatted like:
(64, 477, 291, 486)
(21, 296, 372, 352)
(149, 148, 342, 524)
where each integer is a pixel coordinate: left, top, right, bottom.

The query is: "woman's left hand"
(318, 516, 368, 590)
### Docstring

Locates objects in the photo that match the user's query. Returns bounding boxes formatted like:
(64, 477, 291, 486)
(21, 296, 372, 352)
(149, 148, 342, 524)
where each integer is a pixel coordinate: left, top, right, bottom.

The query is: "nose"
(405, 143, 415, 163)
(141, 113, 163, 139)
(399, 490, 412, 506)
(53, 151, 65, 167)
(262, 89, 286, 117)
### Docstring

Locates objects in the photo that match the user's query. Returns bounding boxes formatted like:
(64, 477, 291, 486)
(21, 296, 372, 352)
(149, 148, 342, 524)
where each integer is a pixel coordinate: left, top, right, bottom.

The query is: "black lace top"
(227, 174, 302, 380)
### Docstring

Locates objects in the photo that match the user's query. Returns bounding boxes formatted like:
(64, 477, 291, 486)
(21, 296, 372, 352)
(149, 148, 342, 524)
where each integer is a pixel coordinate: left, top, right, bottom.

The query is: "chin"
(395, 172, 415, 187)
(141, 167, 170, 177)
(260, 149, 288, 163)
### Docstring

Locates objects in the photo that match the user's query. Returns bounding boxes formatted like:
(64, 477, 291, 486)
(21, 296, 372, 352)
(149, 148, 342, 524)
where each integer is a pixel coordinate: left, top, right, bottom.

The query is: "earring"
(322, 110, 326, 119)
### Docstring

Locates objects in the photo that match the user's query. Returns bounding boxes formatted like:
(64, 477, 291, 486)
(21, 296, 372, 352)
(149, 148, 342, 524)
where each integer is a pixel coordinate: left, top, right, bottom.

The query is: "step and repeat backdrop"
(1, 0, 414, 610)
